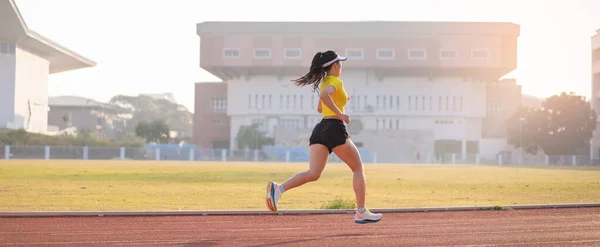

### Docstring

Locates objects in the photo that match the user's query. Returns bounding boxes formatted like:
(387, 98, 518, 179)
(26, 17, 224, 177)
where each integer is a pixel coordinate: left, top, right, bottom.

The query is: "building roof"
(197, 21, 520, 36)
(0, 0, 96, 74)
(49, 96, 108, 108)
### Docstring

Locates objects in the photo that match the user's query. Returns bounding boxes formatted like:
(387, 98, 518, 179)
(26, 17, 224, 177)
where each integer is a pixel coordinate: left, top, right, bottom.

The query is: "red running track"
(1, 208, 599, 246)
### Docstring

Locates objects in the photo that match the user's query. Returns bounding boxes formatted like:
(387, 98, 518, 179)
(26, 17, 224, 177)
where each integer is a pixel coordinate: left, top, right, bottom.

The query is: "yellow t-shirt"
(319, 75, 348, 118)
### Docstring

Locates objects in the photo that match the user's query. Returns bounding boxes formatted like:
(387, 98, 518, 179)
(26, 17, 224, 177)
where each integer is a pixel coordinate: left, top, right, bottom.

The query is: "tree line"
(506, 92, 597, 156)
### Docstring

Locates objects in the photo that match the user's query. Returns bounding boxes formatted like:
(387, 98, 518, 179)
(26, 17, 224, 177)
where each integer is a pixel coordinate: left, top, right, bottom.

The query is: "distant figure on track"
(266, 50, 382, 224)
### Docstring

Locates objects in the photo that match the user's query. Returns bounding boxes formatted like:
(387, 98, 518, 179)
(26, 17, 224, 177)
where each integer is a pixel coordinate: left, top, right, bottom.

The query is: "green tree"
(109, 95, 192, 135)
(506, 106, 546, 155)
(236, 124, 274, 150)
(506, 92, 597, 155)
(135, 120, 171, 144)
(537, 92, 597, 155)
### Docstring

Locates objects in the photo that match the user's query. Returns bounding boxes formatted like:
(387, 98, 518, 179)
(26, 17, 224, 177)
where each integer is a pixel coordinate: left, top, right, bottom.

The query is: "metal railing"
(0, 145, 598, 166)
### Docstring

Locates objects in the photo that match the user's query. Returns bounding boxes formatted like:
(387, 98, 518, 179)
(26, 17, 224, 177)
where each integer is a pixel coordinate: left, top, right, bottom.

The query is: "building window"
(211, 97, 227, 113)
(446, 96, 449, 111)
(255, 94, 259, 108)
(422, 96, 425, 111)
(346, 48, 364, 59)
(262, 95, 266, 109)
(212, 119, 230, 125)
(438, 96, 442, 111)
(408, 49, 427, 60)
(440, 49, 457, 60)
(269, 95, 272, 108)
(223, 49, 240, 58)
(471, 49, 489, 60)
(0, 44, 16, 54)
(453, 96, 456, 111)
(253, 48, 271, 59)
(396, 119, 399, 129)
(429, 96, 432, 110)
(300, 95, 304, 109)
(435, 120, 454, 125)
(396, 96, 400, 110)
(293, 95, 297, 109)
(408, 96, 412, 110)
(280, 119, 300, 129)
(376, 96, 380, 109)
(376, 49, 395, 60)
(280, 95, 283, 109)
(311, 95, 315, 109)
(415, 96, 419, 110)
(284, 48, 301, 59)
(382, 96, 386, 110)
(389, 119, 393, 129)
(286, 95, 290, 108)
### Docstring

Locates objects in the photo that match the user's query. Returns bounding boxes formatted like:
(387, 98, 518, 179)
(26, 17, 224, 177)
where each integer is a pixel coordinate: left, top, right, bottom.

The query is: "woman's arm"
(317, 99, 322, 113)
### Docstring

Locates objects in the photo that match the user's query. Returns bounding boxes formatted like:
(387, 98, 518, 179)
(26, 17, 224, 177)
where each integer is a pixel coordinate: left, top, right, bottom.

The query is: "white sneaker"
(266, 181, 282, 212)
(354, 208, 382, 224)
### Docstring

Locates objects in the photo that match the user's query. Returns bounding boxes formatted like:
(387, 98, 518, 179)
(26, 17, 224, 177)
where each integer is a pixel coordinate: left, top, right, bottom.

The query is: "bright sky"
(14, 0, 600, 111)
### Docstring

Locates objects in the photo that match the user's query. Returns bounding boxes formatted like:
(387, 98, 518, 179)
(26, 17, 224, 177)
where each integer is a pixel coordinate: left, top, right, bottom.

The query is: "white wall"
(226, 71, 488, 149)
(13, 47, 49, 133)
(227, 71, 487, 118)
(0, 50, 16, 129)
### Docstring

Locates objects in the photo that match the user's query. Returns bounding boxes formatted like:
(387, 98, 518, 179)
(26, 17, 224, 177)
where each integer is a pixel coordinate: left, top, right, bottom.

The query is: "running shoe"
(266, 181, 281, 212)
(354, 209, 382, 224)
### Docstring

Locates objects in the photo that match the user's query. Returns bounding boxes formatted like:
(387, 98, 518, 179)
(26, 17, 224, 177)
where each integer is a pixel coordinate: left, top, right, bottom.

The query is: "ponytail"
(292, 52, 330, 92)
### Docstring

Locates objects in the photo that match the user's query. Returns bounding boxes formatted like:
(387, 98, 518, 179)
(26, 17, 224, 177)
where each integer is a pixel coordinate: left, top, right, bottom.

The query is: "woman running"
(266, 50, 382, 224)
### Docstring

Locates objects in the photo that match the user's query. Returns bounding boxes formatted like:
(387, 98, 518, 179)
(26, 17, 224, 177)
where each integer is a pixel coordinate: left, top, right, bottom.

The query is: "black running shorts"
(309, 118, 349, 153)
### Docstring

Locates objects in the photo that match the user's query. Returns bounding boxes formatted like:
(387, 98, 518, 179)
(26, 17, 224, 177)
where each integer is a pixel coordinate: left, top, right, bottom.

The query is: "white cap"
(322, 55, 347, 67)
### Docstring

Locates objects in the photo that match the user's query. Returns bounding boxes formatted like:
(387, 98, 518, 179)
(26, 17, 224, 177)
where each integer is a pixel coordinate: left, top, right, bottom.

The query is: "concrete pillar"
(189, 148, 194, 161)
(427, 153, 432, 163)
(285, 150, 290, 163)
(572, 155, 576, 166)
(45, 146, 50, 160)
(155, 148, 160, 161)
(120, 147, 125, 160)
(254, 149, 259, 162)
(475, 154, 480, 165)
(452, 153, 456, 164)
(4, 146, 9, 160)
(498, 154, 503, 165)
(461, 140, 467, 161)
(221, 149, 227, 162)
(83, 146, 89, 160)
(545, 155, 549, 166)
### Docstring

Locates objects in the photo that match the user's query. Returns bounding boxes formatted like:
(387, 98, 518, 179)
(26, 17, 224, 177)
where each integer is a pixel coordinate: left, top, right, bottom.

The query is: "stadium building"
(591, 29, 600, 160)
(194, 21, 522, 163)
(0, 0, 96, 134)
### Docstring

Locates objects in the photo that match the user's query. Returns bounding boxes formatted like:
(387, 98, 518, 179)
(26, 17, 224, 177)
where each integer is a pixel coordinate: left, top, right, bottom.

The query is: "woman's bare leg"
(266, 144, 330, 212)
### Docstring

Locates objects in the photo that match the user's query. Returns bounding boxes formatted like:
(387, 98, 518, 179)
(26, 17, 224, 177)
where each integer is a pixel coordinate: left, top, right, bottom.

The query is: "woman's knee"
(306, 169, 321, 181)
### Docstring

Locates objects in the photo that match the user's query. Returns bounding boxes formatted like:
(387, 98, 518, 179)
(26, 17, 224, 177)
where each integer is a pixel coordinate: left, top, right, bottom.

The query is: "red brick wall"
(193, 82, 230, 149)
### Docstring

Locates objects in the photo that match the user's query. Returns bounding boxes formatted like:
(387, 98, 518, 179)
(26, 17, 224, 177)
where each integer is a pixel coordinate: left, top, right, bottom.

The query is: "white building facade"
(0, 0, 95, 134)
(196, 21, 521, 162)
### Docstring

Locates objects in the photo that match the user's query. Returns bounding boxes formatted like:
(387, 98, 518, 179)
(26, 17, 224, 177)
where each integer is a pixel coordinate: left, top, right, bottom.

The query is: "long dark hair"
(292, 50, 338, 92)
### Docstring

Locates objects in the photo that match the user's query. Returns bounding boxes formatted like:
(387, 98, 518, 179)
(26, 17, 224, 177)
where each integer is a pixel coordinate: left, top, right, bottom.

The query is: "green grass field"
(0, 160, 599, 211)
